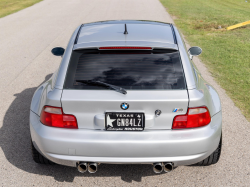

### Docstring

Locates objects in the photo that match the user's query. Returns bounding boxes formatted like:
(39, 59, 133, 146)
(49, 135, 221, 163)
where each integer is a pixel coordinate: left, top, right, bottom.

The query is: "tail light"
(172, 107, 211, 129)
(40, 106, 78, 129)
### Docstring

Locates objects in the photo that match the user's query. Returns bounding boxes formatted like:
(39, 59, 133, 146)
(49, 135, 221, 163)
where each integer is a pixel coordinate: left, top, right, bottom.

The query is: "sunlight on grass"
(160, 0, 250, 120)
(0, 0, 42, 18)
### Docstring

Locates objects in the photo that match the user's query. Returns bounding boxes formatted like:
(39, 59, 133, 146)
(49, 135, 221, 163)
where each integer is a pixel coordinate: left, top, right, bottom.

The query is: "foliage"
(160, 0, 250, 120)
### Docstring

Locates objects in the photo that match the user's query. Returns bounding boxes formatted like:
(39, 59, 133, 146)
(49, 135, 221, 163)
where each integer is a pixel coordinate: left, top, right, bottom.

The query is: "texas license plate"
(105, 112, 145, 131)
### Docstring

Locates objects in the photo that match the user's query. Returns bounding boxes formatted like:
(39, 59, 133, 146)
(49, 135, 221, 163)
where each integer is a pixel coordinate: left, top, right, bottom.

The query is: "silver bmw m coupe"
(30, 20, 222, 174)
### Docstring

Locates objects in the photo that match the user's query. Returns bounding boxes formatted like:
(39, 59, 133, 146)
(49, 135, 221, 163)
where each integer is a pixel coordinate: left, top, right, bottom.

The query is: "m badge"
(173, 108, 183, 112)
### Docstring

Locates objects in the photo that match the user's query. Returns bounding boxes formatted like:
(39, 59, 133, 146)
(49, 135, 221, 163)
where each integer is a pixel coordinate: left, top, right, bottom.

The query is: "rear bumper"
(30, 110, 222, 167)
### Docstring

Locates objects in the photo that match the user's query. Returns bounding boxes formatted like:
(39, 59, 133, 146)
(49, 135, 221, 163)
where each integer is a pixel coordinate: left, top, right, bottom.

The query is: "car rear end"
(30, 21, 222, 173)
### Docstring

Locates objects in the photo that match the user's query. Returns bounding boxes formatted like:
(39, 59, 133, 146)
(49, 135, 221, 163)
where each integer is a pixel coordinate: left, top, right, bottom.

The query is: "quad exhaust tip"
(153, 162, 174, 173)
(77, 162, 88, 173)
(77, 162, 172, 174)
(88, 162, 98, 173)
(77, 162, 98, 173)
(164, 162, 174, 173)
(153, 162, 164, 173)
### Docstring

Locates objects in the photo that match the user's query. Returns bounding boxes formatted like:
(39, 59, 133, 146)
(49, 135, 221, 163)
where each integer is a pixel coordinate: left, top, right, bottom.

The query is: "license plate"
(105, 112, 145, 131)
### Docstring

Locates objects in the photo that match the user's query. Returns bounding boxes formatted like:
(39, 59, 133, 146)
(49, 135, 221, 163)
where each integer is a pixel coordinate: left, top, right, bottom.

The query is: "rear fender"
(30, 72, 62, 116)
(188, 71, 221, 117)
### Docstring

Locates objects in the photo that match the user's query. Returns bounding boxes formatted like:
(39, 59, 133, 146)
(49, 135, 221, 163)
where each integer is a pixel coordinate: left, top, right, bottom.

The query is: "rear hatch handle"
(75, 80, 127, 95)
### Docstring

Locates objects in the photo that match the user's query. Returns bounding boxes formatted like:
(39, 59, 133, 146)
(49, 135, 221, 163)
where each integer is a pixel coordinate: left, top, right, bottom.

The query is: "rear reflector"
(99, 47, 152, 50)
(172, 107, 211, 129)
(40, 106, 78, 129)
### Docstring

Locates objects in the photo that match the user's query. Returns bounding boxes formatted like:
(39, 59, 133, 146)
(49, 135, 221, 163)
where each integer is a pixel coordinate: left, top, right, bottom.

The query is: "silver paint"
(30, 110, 222, 167)
(61, 90, 188, 130)
(77, 24, 175, 45)
(54, 25, 82, 90)
(30, 20, 222, 167)
(173, 25, 197, 90)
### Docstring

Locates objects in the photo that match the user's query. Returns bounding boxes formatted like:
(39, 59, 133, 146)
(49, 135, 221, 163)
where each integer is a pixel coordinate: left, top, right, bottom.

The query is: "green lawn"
(160, 0, 250, 120)
(0, 0, 42, 18)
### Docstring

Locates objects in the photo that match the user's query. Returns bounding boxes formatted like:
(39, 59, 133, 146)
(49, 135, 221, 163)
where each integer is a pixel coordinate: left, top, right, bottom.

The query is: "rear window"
(64, 49, 186, 90)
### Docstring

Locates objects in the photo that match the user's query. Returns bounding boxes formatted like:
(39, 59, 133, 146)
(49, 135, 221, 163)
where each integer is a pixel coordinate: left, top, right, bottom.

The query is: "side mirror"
(51, 47, 65, 56)
(188, 46, 202, 60)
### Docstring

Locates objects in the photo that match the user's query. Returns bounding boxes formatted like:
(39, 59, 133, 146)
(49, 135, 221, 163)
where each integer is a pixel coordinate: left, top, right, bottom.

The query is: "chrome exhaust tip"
(88, 162, 98, 173)
(77, 162, 88, 173)
(164, 162, 174, 172)
(153, 162, 163, 173)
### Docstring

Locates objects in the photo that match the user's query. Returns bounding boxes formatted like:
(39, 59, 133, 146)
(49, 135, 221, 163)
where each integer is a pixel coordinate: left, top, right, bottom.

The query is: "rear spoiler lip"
(73, 42, 178, 51)
(98, 46, 152, 50)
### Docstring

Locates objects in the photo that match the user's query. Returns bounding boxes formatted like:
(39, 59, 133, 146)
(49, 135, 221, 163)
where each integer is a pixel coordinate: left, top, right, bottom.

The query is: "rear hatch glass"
(62, 49, 188, 130)
(64, 49, 186, 90)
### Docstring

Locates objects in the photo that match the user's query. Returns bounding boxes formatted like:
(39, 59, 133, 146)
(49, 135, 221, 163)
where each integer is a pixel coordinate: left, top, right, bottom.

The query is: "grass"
(0, 0, 42, 18)
(160, 0, 250, 120)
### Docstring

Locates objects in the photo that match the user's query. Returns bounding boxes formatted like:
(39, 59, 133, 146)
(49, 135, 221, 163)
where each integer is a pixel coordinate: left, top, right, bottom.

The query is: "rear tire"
(193, 134, 222, 166)
(31, 141, 54, 165)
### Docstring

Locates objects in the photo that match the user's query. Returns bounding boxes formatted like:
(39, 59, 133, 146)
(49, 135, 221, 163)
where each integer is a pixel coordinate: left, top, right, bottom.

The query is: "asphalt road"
(0, 0, 249, 186)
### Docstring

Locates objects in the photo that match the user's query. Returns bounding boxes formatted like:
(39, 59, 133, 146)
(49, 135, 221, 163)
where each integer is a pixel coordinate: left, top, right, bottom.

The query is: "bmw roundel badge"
(121, 103, 129, 110)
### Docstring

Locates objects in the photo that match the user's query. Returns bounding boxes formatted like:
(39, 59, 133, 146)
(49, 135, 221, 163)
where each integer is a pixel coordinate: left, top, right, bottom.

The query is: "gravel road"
(0, 0, 249, 186)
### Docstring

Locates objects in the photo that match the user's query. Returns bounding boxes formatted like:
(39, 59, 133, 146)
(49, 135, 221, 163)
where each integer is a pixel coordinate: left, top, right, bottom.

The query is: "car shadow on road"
(0, 74, 171, 183)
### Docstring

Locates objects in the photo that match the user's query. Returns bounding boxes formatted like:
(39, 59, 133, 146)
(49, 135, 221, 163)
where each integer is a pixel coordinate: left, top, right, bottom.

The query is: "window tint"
(64, 50, 186, 90)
